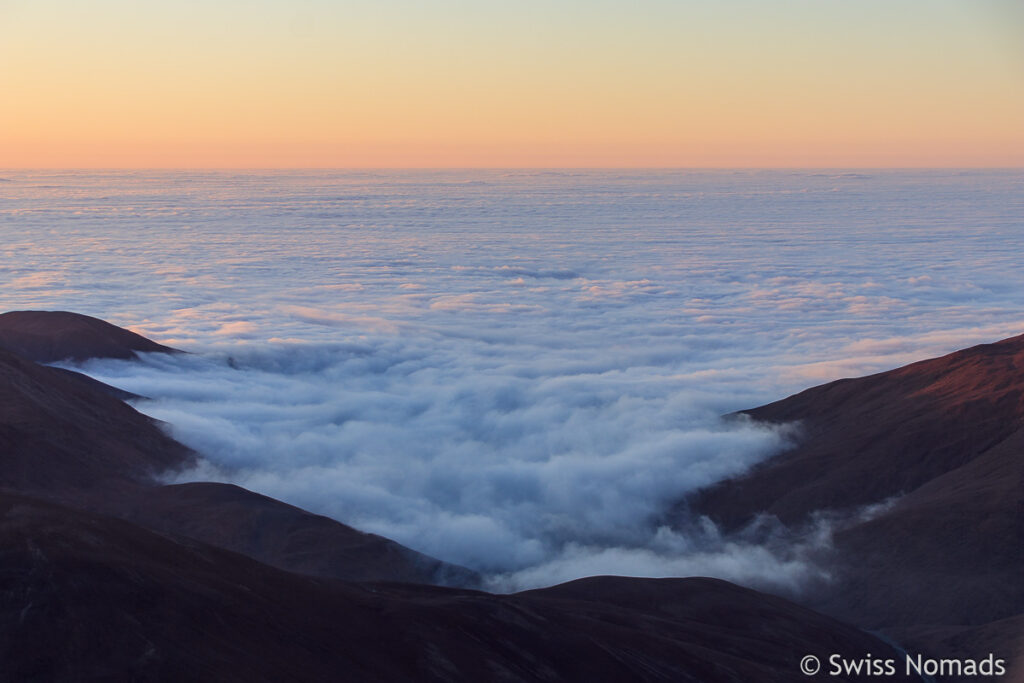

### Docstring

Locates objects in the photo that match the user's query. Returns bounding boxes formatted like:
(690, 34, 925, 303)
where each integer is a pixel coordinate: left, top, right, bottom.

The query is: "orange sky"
(2, 0, 1022, 167)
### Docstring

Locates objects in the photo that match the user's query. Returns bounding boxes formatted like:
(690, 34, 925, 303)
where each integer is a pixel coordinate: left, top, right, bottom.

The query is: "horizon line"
(3, 165, 1024, 172)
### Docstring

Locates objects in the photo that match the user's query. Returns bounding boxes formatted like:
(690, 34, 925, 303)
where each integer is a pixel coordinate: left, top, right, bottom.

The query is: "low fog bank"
(24, 170, 1024, 593)
(74, 345, 818, 589)
(485, 520, 832, 595)
(489, 496, 898, 594)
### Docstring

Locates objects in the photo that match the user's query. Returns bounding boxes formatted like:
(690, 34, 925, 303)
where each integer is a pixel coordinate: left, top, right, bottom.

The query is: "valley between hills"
(0, 310, 1020, 682)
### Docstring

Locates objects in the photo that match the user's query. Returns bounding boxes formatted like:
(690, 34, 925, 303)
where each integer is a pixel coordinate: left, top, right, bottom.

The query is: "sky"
(1, 0, 1022, 167)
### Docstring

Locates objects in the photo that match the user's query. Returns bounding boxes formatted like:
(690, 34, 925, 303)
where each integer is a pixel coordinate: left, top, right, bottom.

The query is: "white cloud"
(5, 168, 1022, 590)
(79, 348, 794, 577)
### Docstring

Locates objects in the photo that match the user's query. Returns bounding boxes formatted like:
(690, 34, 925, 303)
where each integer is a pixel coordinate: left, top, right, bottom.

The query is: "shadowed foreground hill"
(0, 346, 192, 496)
(0, 492, 916, 683)
(687, 334, 1024, 672)
(0, 311, 471, 586)
(0, 310, 178, 362)
(693, 334, 1024, 528)
(105, 482, 478, 586)
(2, 309, 1015, 680)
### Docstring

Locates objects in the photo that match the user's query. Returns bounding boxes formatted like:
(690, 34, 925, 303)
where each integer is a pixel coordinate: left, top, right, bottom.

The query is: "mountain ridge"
(0, 310, 179, 362)
(684, 332, 1024, 676)
(3, 309, 1019, 681)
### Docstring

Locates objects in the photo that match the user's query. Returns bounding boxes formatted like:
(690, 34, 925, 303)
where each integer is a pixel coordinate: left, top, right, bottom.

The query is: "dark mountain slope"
(0, 346, 193, 496)
(893, 615, 1024, 683)
(816, 424, 1024, 629)
(4, 309, 1015, 679)
(0, 314, 470, 586)
(0, 491, 917, 683)
(685, 334, 1024, 672)
(105, 482, 478, 586)
(0, 310, 178, 362)
(692, 333, 1024, 529)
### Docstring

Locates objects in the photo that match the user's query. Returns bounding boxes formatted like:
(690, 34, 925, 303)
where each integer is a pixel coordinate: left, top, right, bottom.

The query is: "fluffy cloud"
(4, 168, 1022, 589)
(79, 347, 794, 577)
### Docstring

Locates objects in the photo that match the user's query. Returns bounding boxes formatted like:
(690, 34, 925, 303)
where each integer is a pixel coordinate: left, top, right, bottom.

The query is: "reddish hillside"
(692, 334, 1024, 529)
(686, 334, 1024, 666)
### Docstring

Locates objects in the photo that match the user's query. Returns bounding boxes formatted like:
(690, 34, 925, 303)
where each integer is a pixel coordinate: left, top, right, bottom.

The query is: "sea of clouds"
(2, 169, 1023, 590)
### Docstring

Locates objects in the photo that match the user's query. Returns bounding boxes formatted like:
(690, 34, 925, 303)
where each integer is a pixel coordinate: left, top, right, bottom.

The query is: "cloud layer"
(4, 168, 1023, 589)
(79, 346, 793, 582)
